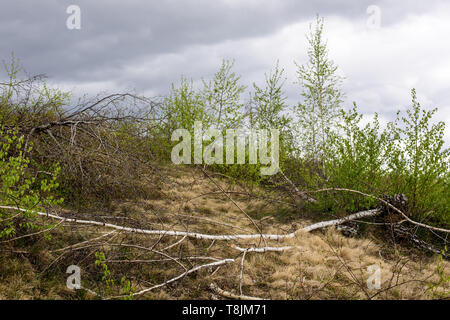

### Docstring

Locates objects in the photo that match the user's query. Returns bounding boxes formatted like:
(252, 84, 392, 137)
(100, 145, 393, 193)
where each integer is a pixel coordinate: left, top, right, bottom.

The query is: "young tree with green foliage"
(251, 61, 294, 168)
(295, 16, 344, 160)
(251, 61, 291, 131)
(202, 59, 246, 130)
(157, 77, 208, 163)
(387, 89, 449, 225)
(165, 76, 208, 131)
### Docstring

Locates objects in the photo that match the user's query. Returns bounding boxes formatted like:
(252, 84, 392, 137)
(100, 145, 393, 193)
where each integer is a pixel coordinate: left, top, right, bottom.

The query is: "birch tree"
(251, 61, 291, 131)
(295, 16, 344, 161)
(251, 61, 293, 163)
(202, 59, 246, 130)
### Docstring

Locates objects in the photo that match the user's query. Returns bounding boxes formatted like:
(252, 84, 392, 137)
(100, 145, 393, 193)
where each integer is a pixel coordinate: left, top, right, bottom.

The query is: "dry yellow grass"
(0, 165, 448, 300)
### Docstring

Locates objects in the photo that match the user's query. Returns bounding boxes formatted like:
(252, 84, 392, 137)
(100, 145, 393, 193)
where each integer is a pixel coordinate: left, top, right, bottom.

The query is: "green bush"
(313, 90, 449, 228)
(0, 126, 62, 238)
(321, 104, 389, 213)
(386, 89, 449, 226)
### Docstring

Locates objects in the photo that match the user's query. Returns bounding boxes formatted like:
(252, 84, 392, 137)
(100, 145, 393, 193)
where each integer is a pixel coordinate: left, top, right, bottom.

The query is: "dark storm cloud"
(1, 0, 378, 82)
(1, 0, 449, 145)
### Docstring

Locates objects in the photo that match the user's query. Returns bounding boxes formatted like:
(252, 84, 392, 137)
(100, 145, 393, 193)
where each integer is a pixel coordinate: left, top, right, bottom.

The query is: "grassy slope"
(0, 165, 448, 300)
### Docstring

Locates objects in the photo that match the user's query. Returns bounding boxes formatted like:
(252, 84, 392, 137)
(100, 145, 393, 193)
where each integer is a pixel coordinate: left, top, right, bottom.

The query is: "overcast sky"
(1, 0, 449, 144)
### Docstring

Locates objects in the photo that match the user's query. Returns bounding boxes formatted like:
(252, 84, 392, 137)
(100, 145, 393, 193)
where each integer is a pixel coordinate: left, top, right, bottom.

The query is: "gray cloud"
(0, 0, 380, 80)
(1, 0, 449, 144)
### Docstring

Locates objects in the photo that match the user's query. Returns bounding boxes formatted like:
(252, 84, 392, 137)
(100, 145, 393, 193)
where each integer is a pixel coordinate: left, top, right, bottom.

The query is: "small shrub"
(0, 126, 62, 238)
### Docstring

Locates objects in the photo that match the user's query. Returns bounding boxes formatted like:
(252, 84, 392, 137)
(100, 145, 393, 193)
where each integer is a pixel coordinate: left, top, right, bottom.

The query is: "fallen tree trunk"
(302, 209, 380, 232)
(0, 206, 381, 241)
